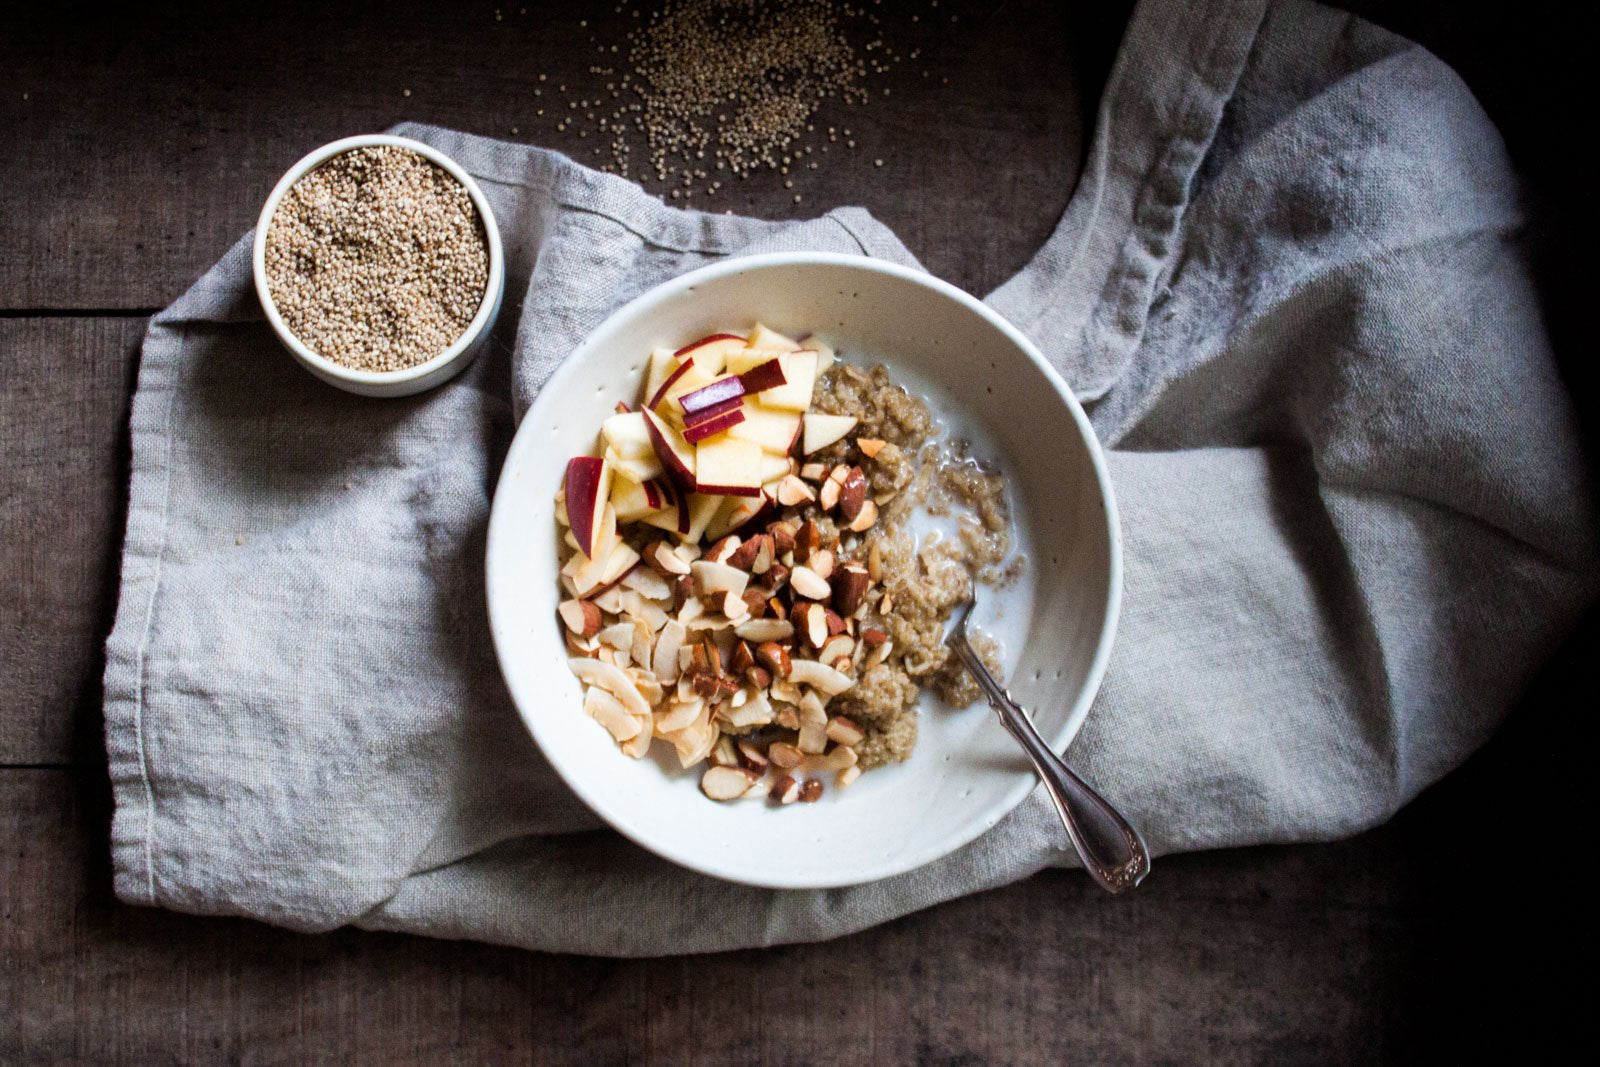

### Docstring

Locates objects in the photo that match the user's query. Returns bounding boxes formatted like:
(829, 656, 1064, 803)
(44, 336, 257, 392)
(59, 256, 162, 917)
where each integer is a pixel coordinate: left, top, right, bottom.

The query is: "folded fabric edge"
(102, 323, 190, 910)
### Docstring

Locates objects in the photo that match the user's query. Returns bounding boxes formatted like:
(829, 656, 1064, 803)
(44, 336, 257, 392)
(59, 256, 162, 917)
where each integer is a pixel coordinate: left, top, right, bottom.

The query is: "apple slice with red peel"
(757, 351, 818, 411)
(639, 477, 686, 536)
(683, 406, 745, 442)
(647, 357, 695, 411)
(610, 475, 666, 523)
(746, 323, 801, 352)
(682, 392, 745, 426)
(564, 456, 613, 558)
(643, 407, 696, 486)
(651, 360, 719, 415)
(801, 413, 859, 454)
(694, 436, 764, 497)
(683, 492, 725, 543)
(674, 333, 746, 365)
(736, 357, 787, 394)
(728, 404, 802, 454)
(680, 374, 747, 416)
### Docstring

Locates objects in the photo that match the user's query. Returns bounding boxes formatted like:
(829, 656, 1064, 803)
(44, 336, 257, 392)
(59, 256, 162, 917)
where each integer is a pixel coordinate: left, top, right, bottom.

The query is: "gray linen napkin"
(104, 0, 1597, 955)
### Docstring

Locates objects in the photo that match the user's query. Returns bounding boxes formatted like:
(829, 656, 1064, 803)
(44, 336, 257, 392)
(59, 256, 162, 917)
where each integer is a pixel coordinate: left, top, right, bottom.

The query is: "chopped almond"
(826, 715, 867, 746)
(856, 438, 886, 459)
(767, 742, 802, 769)
(701, 765, 757, 801)
(830, 563, 871, 616)
(847, 498, 879, 533)
(771, 774, 801, 805)
(789, 565, 831, 600)
(755, 640, 793, 678)
(766, 520, 797, 554)
(558, 598, 601, 637)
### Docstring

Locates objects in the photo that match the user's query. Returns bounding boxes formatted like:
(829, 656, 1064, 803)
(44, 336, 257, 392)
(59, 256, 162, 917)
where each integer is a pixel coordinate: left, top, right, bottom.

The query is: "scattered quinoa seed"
(262, 146, 489, 373)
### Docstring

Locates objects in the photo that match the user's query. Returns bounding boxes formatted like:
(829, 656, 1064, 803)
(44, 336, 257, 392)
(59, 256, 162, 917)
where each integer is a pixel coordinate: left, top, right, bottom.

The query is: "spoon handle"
(950, 640, 1150, 894)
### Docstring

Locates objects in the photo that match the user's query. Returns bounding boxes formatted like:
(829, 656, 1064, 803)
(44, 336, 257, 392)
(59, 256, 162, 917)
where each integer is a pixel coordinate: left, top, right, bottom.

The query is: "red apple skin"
(647, 358, 695, 411)
(737, 358, 787, 394)
(642, 479, 662, 510)
(642, 408, 696, 487)
(787, 419, 804, 458)
(661, 478, 690, 534)
(683, 407, 746, 443)
(682, 394, 744, 426)
(680, 375, 746, 415)
(694, 482, 762, 498)
(564, 456, 608, 557)
(672, 332, 745, 359)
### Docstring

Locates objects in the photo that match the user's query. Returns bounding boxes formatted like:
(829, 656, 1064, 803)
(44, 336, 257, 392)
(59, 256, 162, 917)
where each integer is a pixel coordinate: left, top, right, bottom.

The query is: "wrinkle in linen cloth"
(103, 0, 1597, 955)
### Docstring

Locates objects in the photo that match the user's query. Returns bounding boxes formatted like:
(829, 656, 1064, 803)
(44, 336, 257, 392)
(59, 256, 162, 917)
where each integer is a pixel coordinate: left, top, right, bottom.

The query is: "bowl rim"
(486, 251, 1124, 889)
(250, 133, 506, 387)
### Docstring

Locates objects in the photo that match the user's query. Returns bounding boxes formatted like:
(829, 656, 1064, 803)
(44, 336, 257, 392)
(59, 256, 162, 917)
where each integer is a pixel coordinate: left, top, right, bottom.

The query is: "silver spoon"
(947, 600, 1150, 894)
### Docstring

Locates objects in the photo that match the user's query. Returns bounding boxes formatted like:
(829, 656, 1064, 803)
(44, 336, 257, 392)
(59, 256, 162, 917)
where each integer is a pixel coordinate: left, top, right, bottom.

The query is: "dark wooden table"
(2, 1, 1588, 1062)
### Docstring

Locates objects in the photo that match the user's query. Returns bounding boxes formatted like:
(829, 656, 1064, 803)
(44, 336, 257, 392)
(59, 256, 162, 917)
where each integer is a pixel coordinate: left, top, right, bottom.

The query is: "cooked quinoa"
(808, 362, 1020, 768)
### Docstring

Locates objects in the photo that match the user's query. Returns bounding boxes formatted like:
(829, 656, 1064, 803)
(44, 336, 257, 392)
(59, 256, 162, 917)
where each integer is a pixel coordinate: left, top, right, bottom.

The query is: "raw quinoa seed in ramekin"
(251, 134, 506, 398)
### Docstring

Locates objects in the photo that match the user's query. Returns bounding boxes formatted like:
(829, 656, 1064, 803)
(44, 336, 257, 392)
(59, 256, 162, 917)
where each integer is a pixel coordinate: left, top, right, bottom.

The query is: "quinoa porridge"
(553, 323, 1024, 804)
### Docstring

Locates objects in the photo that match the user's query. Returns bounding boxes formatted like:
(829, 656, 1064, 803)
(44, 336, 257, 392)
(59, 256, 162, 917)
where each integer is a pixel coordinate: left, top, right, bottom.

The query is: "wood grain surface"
(0, 0, 1587, 1062)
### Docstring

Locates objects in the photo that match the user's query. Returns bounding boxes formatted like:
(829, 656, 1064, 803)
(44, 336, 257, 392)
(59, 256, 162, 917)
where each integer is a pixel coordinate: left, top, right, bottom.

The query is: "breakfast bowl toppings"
(554, 322, 1019, 803)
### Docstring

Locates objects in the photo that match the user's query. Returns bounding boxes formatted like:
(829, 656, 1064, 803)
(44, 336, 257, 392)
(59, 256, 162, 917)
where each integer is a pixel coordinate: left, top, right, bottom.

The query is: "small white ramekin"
(251, 134, 506, 398)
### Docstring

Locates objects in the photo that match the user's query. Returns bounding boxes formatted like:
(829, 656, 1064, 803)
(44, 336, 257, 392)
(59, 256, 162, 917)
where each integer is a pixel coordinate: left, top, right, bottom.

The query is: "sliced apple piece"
(757, 451, 792, 484)
(673, 333, 745, 369)
(726, 348, 786, 375)
(601, 410, 654, 460)
(682, 393, 745, 428)
(737, 357, 787, 394)
(683, 406, 745, 443)
(655, 361, 719, 418)
(801, 413, 858, 455)
(610, 475, 666, 524)
(605, 447, 664, 484)
(797, 335, 836, 375)
(680, 374, 747, 416)
(694, 436, 764, 497)
(564, 456, 613, 559)
(683, 491, 725, 542)
(644, 347, 679, 405)
(727, 404, 802, 454)
(757, 351, 818, 411)
(746, 323, 802, 352)
(642, 407, 696, 486)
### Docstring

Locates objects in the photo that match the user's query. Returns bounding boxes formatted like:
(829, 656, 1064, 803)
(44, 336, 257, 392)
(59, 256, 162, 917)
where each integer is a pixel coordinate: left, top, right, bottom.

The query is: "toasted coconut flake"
(569, 657, 652, 716)
(653, 620, 687, 683)
(789, 658, 854, 695)
(735, 618, 795, 643)
(584, 685, 640, 742)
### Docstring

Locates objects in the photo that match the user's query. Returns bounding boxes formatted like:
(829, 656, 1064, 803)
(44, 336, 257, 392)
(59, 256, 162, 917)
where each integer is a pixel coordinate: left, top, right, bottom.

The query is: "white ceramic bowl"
(486, 253, 1121, 889)
(251, 134, 506, 398)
